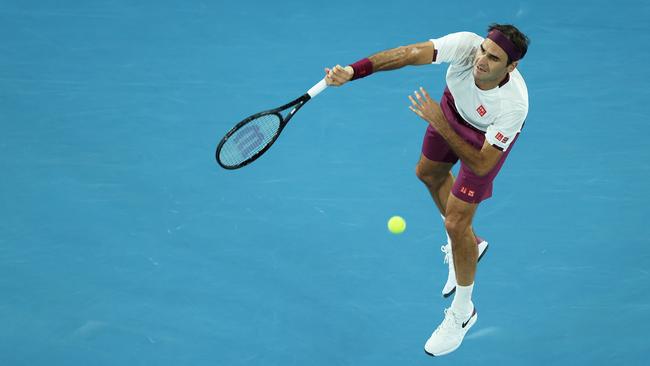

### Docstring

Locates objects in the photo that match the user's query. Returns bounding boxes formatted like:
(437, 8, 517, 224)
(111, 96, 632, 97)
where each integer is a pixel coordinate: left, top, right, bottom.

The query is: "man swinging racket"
(324, 24, 529, 356)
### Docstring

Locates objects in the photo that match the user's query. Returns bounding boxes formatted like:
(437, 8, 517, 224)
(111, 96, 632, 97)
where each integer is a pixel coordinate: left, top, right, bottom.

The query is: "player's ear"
(507, 61, 518, 73)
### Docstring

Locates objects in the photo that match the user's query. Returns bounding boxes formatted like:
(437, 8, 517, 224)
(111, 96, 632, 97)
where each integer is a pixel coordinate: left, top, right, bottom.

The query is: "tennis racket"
(215, 78, 328, 169)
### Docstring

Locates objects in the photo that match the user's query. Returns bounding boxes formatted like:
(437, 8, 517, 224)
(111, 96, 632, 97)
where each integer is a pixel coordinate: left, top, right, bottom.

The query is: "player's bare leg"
(416, 154, 489, 297)
(425, 194, 480, 356)
(415, 154, 454, 216)
(444, 195, 479, 286)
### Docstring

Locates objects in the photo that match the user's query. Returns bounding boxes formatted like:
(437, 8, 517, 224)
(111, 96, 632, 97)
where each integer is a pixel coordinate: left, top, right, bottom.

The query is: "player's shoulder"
(442, 31, 484, 45)
(454, 31, 483, 39)
(500, 69, 528, 108)
(509, 68, 527, 90)
(435, 32, 484, 66)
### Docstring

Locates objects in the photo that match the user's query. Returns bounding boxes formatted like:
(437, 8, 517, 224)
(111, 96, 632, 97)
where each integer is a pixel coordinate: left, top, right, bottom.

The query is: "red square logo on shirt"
(476, 105, 487, 117)
(494, 133, 509, 144)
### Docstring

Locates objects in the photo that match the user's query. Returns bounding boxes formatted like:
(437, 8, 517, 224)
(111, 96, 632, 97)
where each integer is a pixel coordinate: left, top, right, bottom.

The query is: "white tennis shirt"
(430, 32, 528, 151)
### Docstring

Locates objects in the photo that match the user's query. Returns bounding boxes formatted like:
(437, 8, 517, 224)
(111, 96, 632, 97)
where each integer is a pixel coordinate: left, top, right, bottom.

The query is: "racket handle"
(307, 78, 328, 98)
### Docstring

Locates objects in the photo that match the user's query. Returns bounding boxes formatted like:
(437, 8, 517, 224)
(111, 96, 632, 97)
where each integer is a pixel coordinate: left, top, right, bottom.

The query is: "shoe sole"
(423, 312, 478, 357)
(442, 242, 489, 298)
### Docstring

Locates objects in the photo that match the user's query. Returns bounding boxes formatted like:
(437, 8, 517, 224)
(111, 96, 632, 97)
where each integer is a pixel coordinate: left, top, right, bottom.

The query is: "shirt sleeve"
(430, 32, 483, 66)
(485, 110, 526, 151)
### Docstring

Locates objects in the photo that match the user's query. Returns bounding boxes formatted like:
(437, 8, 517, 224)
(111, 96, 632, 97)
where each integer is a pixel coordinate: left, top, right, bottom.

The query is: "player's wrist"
(350, 58, 373, 80)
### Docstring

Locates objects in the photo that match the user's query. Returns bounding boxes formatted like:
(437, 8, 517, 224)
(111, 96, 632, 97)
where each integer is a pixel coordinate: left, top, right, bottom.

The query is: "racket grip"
(307, 78, 328, 98)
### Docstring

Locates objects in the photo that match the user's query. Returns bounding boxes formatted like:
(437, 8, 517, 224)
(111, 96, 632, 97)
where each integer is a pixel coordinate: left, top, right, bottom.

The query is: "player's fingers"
(330, 70, 345, 82)
(413, 91, 424, 109)
(334, 65, 351, 77)
(332, 65, 351, 81)
(330, 71, 348, 84)
(408, 95, 421, 109)
(409, 105, 423, 117)
(415, 90, 431, 107)
(325, 69, 338, 86)
(334, 71, 350, 81)
(419, 87, 432, 102)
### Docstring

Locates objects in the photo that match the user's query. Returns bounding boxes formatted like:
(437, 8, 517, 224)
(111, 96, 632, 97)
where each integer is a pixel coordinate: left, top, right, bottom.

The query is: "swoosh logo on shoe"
(461, 308, 477, 328)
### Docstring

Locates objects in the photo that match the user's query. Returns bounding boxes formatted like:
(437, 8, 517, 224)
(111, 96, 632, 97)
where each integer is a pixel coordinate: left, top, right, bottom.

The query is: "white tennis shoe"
(441, 237, 488, 297)
(424, 304, 477, 357)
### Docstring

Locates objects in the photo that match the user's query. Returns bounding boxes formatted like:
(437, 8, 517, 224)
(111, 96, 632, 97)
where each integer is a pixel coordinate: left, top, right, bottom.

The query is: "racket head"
(216, 111, 285, 169)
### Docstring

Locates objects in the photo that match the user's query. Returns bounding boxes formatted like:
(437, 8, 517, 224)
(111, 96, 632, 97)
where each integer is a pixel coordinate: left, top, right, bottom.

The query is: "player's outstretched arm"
(325, 41, 435, 87)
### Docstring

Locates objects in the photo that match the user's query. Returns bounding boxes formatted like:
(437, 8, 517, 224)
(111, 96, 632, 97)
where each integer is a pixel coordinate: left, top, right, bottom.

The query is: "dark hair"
(488, 23, 530, 64)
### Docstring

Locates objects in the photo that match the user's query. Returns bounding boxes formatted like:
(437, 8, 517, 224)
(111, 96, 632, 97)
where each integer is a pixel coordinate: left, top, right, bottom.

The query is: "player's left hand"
(408, 87, 448, 131)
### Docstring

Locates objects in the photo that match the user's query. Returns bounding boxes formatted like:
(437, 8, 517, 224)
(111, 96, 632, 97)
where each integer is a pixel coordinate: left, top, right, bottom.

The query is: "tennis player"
(324, 24, 529, 356)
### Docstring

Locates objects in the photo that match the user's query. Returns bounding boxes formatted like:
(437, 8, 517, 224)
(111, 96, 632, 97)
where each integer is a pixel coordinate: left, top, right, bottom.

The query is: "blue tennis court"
(1, 0, 648, 365)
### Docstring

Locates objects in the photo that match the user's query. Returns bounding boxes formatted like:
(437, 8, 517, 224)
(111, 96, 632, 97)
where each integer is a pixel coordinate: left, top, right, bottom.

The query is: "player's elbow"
(394, 45, 421, 65)
(405, 45, 429, 65)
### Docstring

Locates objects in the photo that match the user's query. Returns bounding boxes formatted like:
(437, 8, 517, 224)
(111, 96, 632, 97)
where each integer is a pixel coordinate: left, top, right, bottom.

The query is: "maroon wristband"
(350, 58, 373, 80)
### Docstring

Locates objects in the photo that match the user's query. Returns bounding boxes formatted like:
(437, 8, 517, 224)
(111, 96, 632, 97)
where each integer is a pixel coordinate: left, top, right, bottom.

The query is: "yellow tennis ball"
(387, 216, 406, 234)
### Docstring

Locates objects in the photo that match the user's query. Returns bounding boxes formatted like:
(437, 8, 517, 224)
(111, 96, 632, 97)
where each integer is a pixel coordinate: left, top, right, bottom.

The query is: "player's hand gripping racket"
(215, 79, 328, 169)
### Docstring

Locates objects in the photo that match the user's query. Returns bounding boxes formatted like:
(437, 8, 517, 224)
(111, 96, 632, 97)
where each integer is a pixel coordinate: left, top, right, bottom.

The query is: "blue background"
(1, 0, 649, 364)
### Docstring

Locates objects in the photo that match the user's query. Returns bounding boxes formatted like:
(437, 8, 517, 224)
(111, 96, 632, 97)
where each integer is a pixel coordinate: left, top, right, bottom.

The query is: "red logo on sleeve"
(495, 132, 509, 143)
(476, 105, 487, 117)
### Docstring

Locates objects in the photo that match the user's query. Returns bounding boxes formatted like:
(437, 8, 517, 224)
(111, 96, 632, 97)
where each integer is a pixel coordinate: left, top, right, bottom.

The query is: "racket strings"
(219, 114, 282, 167)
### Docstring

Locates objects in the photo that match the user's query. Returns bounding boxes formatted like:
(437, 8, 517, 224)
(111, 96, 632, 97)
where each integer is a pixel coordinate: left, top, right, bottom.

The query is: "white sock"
(451, 283, 474, 316)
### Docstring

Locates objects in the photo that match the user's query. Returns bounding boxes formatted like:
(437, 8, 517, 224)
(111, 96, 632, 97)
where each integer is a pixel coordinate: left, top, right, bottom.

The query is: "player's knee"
(415, 162, 446, 188)
(444, 213, 471, 239)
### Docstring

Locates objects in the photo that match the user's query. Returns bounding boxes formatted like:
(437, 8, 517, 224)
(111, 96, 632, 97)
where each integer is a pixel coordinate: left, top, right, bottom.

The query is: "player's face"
(473, 39, 512, 84)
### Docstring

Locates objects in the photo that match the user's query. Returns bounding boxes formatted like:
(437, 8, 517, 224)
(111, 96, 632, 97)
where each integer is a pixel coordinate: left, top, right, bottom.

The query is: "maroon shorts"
(421, 88, 519, 204)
